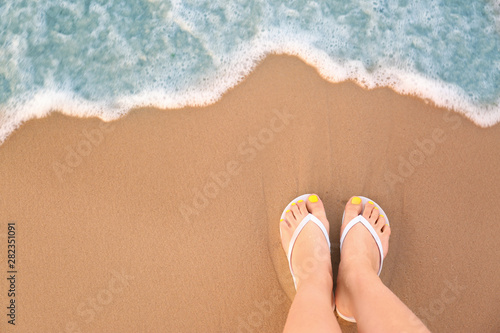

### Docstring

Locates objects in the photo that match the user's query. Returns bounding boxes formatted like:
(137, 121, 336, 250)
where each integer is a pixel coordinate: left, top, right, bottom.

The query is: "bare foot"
(280, 194, 333, 290)
(335, 196, 391, 320)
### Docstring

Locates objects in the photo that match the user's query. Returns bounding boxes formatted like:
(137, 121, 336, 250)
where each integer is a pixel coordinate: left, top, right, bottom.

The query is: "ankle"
(296, 268, 333, 292)
(338, 259, 379, 289)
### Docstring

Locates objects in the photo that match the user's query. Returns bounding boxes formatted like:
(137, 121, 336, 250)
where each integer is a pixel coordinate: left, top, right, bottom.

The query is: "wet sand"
(0, 55, 499, 332)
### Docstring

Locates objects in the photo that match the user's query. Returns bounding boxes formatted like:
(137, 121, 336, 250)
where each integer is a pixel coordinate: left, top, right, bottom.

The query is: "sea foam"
(1, 0, 499, 144)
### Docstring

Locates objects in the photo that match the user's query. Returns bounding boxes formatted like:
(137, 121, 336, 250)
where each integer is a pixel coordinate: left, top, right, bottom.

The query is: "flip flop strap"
(287, 213, 331, 289)
(339, 215, 384, 276)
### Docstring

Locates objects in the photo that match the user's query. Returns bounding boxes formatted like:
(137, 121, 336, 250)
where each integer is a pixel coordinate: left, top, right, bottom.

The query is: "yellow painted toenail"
(380, 214, 384, 218)
(286, 210, 290, 213)
(374, 207, 379, 210)
(298, 200, 304, 203)
(291, 202, 296, 206)
(368, 201, 374, 205)
(308, 195, 318, 203)
(351, 196, 361, 204)
(280, 219, 284, 222)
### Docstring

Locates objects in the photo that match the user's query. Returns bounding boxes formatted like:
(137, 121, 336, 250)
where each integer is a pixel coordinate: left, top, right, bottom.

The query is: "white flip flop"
(280, 194, 331, 290)
(336, 196, 390, 323)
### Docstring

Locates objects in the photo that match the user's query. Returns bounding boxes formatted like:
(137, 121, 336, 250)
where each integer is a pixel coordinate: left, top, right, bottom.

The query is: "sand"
(0, 55, 499, 332)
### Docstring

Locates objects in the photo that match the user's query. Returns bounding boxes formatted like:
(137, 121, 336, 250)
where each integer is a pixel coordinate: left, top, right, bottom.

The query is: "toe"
(290, 202, 304, 221)
(295, 199, 307, 215)
(305, 194, 330, 233)
(280, 216, 291, 229)
(370, 205, 380, 224)
(285, 208, 297, 225)
(374, 213, 385, 232)
(343, 196, 363, 226)
(305, 194, 328, 223)
(280, 219, 289, 233)
(378, 215, 390, 257)
(362, 200, 376, 221)
(379, 215, 390, 233)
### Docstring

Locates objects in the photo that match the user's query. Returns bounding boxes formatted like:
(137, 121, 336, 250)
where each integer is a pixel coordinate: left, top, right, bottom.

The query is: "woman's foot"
(335, 196, 391, 320)
(280, 194, 333, 290)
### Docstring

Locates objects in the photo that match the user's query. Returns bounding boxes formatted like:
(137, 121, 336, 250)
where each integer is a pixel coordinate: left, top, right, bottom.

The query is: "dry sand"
(0, 55, 499, 332)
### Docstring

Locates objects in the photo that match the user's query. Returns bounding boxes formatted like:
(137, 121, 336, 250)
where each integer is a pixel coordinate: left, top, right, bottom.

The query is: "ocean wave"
(1, 0, 499, 143)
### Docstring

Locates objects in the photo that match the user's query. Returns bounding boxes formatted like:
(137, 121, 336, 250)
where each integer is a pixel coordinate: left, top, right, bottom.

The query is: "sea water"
(1, 0, 499, 143)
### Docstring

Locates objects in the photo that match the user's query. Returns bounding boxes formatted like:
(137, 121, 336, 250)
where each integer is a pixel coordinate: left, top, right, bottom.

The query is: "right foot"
(335, 196, 391, 320)
(280, 194, 333, 290)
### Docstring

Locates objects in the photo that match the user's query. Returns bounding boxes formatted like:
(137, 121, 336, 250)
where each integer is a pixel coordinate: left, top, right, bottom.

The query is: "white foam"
(2, 36, 499, 146)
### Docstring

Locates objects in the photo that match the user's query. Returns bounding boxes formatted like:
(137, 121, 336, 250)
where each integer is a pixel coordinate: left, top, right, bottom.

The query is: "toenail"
(291, 203, 296, 206)
(280, 219, 284, 222)
(297, 200, 303, 203)
(351, 196, 361, 204)
(286, 210, 290, 213)
(380, 214, 384, 218)
(308, 195, 318, 203)
(374, 207, 379, 210)
(368, 201, 374, 205)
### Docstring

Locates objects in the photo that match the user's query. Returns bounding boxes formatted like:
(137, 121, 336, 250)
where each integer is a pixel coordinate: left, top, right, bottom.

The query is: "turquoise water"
(1, 0, 499, 142)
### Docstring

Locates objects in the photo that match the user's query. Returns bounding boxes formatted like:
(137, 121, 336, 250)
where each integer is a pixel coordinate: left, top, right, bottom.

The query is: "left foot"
(280, 194, 333, 290)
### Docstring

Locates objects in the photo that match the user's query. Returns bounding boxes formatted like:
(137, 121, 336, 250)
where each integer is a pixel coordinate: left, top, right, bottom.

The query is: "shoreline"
(1, 55, 499, 332)
(2, 48, 500, 146)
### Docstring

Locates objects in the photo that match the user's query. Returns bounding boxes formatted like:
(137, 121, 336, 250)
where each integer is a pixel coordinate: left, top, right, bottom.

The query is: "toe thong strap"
(339, 215, 384, 276)
(287, 213, 331, 289)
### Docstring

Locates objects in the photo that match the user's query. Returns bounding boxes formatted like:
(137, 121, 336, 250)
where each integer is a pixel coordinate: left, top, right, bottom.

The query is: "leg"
(280, 194, 341, 333)
(284, 280, 340, 333)
(335, 197, 430, 333)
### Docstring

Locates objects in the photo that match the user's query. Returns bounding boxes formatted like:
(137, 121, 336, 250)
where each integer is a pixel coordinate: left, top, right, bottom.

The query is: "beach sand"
(1, 55, 499, 332)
